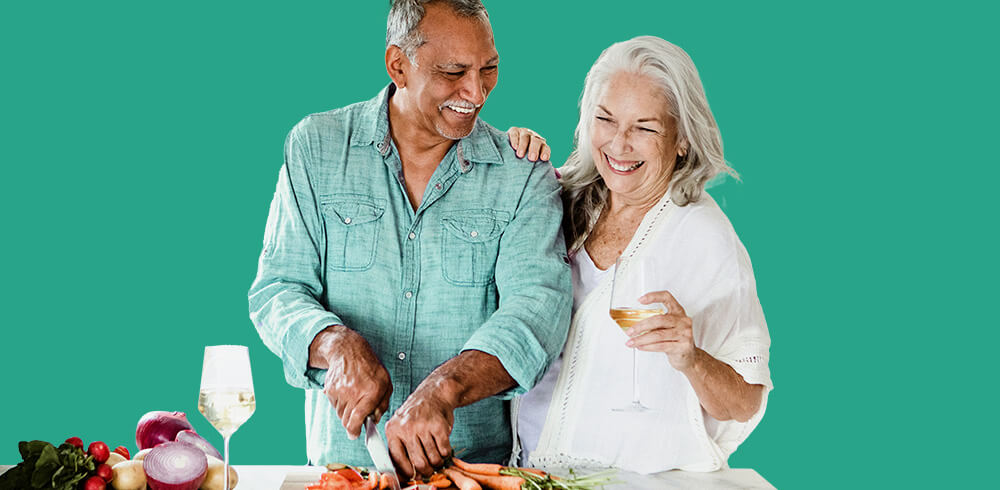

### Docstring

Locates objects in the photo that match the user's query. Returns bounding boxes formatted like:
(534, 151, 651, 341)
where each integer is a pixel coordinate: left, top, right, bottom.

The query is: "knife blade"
(364, 415, 402, 490)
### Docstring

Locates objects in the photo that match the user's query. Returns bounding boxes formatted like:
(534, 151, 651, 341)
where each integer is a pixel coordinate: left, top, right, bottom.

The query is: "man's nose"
(460, 71, 487, 106)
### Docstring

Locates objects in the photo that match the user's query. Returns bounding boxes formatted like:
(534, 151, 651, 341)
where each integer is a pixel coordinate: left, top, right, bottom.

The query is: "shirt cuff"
(280, 314, 344, 390)
(462, 329, 548, 400)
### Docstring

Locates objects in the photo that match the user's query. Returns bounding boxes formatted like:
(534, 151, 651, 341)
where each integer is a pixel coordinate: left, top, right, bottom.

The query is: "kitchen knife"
(364, 415, 402, 490)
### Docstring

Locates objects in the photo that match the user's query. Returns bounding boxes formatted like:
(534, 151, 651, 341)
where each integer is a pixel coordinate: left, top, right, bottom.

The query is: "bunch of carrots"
(307, 458, 617, 490)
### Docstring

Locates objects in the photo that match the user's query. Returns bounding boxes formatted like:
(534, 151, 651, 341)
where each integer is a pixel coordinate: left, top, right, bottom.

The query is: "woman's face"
(590, 71, 683, 207)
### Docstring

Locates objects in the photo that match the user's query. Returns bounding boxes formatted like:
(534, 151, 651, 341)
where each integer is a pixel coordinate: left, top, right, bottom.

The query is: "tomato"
(331, 468, 364, 483)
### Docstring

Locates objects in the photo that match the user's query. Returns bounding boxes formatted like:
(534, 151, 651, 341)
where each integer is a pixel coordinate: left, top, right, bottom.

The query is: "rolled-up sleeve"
(249, 123, 342, 390)
(462, 163, 573, 398)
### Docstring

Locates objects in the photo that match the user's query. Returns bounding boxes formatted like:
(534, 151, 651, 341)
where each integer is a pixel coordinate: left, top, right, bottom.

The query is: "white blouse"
(513, 190, 772, 474)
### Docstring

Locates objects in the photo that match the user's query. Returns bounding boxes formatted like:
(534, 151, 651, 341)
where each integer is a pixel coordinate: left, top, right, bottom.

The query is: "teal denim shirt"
(249, 85, 572, 466)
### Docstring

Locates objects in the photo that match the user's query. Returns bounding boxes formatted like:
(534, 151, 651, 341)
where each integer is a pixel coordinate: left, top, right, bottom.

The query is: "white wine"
(609, 307, 663, 329)
(198, 390, 256, 437)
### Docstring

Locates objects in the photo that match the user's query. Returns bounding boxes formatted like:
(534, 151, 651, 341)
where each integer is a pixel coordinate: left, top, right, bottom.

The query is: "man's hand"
(385, 380, 455, 478)
(309, 325, 392, 440)
(507, 126, 551, 162)
(385, 350, 515, 479)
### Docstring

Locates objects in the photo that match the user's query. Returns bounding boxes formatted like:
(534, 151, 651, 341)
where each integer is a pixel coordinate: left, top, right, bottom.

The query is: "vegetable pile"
(306, 458, 617, 490)
(0, 410, 238, 490)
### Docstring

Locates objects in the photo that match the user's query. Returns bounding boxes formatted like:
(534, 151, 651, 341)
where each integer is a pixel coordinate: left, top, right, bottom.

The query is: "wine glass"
(609, 256, 662, 412)
(199, 345, 256, 490)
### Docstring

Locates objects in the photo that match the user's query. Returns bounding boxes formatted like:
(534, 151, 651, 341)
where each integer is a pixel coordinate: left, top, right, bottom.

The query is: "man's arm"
(249, 122, 391, 438)
(386, 160, 573, 477)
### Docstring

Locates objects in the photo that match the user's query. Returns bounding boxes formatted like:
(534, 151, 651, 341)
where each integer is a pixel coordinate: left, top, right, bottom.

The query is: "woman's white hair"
(560, 35, 736, 253)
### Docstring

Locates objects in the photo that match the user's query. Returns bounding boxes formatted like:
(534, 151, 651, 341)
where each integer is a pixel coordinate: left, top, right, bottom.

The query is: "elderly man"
(249, 0, 571, 478)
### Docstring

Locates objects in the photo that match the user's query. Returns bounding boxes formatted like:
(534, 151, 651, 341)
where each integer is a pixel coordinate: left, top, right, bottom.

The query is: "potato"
(132, 448, 153, 461)
(111, 460, 147, 490)
(200, 456, 239, 490)
(105, 452, 128, 467)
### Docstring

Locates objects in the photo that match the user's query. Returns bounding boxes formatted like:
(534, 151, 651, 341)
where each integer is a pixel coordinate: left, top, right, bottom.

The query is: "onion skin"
(136, 411, 194, 450)
(174, 430, 222, 460)
(142, 441, 207, 490)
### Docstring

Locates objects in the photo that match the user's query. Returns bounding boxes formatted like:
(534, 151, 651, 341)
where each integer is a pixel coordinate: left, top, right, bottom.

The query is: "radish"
(88, 441, 110, 464)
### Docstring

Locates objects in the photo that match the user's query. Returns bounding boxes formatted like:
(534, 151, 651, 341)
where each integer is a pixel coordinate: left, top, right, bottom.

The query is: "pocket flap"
(442, 212, 508, 243)
(322, 199, 385, 226)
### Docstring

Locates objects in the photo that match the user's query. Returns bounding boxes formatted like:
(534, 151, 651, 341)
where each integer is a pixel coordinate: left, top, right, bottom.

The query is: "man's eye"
(446, 71, 464, 77)
(482, 66, 498, 73)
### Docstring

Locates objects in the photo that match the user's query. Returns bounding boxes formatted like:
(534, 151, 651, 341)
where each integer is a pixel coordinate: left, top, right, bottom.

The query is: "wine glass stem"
(631, 347, 639, 404)
(223, 434, 231, 490)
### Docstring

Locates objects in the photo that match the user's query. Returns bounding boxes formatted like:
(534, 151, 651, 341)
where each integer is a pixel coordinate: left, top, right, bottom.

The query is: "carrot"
(455, 468, 524, 490)
(451, 457, 503, 476)
(442, 468, 482, 490)
(426, 478, 453, 488)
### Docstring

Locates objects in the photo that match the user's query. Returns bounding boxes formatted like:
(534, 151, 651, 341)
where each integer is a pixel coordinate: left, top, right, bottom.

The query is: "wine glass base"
(612, 402, 655, 413)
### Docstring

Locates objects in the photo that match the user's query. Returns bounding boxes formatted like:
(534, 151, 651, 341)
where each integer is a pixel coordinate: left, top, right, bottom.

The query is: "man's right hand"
(308, 325, 392, 440)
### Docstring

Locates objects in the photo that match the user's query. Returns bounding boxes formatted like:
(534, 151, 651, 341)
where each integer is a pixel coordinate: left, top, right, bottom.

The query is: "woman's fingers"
(639, 290, 686, 316)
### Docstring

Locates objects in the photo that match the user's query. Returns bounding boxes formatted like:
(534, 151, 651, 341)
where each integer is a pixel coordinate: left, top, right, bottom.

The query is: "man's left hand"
(385, 383, 455, 478)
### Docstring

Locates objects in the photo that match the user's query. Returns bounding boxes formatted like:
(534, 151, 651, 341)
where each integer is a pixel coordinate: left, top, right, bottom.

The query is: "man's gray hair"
(386, 0, 489, 62)
(559, 36, 738, 253)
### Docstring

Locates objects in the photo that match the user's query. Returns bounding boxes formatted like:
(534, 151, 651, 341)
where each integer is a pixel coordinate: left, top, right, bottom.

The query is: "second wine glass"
(199, 345, 256, 490)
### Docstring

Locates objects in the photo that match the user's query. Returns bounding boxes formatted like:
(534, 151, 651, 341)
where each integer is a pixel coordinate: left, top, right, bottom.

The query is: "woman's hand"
(506, 126, 551, 162)
(626, 290, 696, 371)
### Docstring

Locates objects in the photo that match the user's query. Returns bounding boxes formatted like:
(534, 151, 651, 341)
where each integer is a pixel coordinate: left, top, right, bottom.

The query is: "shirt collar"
(349, 83, 503, 166)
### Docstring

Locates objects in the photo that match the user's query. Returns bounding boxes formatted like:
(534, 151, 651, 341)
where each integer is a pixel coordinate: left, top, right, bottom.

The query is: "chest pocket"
(441, 210, 510, 286)
(321, 197, 385, 271)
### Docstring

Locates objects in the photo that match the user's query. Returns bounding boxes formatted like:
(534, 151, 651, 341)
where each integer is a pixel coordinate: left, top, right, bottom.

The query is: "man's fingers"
(388, 437, 414, 479)
(402, 436, 431, 477)
(344, 395, 377, 440)
(419, 432, 446, 469)
(639, 289, 686, 316)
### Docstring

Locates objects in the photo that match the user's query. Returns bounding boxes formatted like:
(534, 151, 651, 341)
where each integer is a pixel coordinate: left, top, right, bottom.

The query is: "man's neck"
(387, 92, 456, 171)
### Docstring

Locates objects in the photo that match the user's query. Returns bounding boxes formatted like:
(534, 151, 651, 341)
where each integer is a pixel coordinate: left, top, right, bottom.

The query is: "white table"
(1, 464, 775, 489)
(262, 465, 775, 489)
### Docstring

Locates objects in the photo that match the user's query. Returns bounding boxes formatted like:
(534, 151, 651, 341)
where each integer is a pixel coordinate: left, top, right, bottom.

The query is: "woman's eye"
(639, 127, 658, 134)
(596, 116, 612, 123)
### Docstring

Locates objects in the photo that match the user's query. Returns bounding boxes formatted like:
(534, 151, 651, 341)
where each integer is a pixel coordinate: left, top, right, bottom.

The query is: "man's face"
(403, 3, 499, 140)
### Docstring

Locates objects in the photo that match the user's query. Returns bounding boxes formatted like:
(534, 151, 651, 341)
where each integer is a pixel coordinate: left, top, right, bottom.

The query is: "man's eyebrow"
(436, 62, 471, 71)
(485, 56, 499, 65)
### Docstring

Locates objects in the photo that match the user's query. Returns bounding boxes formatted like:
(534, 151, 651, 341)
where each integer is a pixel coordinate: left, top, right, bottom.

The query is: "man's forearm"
(415, 350, 516, 409)
(681, 348, 765, 422)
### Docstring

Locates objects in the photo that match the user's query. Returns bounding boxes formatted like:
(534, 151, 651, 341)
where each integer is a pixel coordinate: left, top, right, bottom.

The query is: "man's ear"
(386, 45, 409, 88)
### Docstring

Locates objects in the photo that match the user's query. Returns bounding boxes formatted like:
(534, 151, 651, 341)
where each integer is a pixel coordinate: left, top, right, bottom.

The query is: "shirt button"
(397, 352, 406, 361)
(343, 217, 352, 224)
(435, 183, 442, 190)
(404, 291, 413, 299)
(470, 231, 479, 238)
(408, 232, 416, 240)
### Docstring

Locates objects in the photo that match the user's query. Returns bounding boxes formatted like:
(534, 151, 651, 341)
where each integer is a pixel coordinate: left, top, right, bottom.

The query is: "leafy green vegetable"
(0, 441, 96, 490)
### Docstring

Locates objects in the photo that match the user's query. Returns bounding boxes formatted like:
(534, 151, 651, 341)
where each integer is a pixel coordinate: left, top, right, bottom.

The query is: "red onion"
(142, 441, 207, 490)
(174, 430, 222, 460)
(136, 411, 194, 450)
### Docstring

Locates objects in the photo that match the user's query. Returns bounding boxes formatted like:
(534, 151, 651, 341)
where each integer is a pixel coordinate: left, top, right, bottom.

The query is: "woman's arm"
(627, 290, 765, 422)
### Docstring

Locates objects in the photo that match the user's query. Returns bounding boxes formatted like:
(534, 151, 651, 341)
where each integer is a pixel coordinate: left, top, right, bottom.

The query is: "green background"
(2, 1, 996, 488)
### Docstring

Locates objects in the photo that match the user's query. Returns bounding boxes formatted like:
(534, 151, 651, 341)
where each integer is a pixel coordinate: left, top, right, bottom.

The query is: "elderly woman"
(508, 36, 772, 474)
